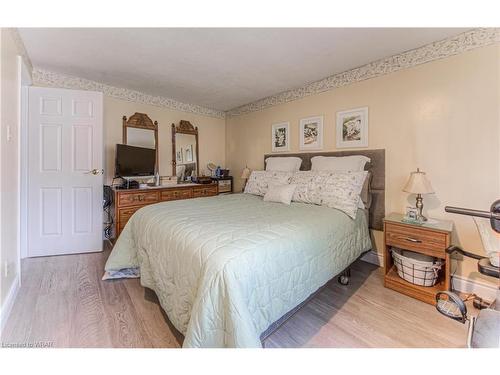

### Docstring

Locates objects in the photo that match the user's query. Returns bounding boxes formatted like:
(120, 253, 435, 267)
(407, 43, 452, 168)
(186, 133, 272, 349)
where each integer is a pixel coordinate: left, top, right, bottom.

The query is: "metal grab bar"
(445, 199, 500, 233)
(445, 206, 500, 220)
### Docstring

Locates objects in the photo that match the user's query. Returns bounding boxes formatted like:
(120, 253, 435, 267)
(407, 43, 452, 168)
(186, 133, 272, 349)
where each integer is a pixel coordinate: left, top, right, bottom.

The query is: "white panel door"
(28, 87, 103, 256)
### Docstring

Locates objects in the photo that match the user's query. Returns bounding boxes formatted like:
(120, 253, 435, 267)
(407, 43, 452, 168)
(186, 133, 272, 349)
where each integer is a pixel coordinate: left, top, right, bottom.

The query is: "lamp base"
(417, 214, 428, 222)
(415, 193, 427, 222)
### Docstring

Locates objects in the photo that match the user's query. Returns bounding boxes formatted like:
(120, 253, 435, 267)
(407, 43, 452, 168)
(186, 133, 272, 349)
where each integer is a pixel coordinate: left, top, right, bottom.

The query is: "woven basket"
(391, 248, 442, 287)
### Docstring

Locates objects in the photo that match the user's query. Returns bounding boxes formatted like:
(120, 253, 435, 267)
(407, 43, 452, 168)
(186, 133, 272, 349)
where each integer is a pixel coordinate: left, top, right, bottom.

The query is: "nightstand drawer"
(217, 180, 232, 193)
(385, 222, 447, 258)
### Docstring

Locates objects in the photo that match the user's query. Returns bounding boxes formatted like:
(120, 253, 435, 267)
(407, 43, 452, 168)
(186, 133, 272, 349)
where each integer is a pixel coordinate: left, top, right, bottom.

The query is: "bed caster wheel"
(338, 275, 350, 285)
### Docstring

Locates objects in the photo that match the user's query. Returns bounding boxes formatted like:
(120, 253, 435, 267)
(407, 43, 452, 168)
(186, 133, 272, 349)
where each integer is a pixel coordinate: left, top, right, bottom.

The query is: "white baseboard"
(361, 250, 384, 267)
(0, 274, 20, 334)
(451, 274, 498, 302)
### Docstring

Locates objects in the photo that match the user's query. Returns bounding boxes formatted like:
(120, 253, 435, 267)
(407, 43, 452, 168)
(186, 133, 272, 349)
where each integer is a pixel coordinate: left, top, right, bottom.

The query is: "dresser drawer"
(385, 222, 447, 258)
(192, 185, 218, 197)
(117, 206, 141, 230)
(161, 188, 193, 201)
(117, 191, 158, 207)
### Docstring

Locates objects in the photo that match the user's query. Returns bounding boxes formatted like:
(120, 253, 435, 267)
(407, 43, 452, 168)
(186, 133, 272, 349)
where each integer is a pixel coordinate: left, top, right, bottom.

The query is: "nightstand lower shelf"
(384, 266, 445, 305)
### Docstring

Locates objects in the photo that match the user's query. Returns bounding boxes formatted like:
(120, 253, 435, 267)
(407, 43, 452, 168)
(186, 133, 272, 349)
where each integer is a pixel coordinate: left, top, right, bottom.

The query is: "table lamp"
(241, 166, 251, 191)
(403, 168, 435, 222)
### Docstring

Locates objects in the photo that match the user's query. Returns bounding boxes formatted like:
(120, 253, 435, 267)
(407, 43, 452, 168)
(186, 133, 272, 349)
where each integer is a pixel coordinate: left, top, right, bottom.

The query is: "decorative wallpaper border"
(32, 69, 226, 119)
(226, 28, 500, 117)
(8, 28, 33, 72)
(23, 28, 500, 119)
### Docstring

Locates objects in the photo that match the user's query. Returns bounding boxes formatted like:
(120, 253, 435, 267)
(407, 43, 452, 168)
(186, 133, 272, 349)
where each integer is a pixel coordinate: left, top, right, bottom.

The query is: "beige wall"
(103, 97, 226, 184)
(226, 45, 500, 285)
(0, 29, 22, 308)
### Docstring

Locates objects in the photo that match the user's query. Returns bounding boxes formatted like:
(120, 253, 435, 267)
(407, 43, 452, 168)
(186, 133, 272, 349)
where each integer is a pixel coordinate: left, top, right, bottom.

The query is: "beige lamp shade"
(403, 168, 435, 194)
(241, 167, 251, 179)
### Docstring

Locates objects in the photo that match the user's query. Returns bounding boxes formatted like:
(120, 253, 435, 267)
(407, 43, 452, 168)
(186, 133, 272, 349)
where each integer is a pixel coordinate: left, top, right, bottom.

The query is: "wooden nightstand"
(383, 212, 453, 305)
(212, 176, 233, 194)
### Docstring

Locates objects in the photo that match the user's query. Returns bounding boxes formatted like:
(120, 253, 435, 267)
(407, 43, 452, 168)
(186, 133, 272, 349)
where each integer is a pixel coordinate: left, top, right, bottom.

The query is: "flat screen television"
(115, 144, 156, 178)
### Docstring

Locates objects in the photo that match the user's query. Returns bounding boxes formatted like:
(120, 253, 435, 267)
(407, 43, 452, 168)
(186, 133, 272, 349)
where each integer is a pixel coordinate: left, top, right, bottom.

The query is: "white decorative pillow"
(290, 171, 320, 204)
(244, 171, 293, 196)
(265, 157, 302, 172)
(311, 155, 370, 172)
(314, 171, 368, 219)
(263, 184, 297, 205)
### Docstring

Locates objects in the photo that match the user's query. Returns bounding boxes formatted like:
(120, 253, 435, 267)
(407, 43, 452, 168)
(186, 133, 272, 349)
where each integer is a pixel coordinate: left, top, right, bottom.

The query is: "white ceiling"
(19, 28, 469, 111)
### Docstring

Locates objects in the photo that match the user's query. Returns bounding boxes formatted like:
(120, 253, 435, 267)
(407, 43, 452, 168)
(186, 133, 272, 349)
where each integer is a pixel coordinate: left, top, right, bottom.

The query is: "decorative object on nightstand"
(383, 212, 453, 305)
(403, 168, 434, 222)
(404, 206, 419, 223)
(241, 166, 251, 192)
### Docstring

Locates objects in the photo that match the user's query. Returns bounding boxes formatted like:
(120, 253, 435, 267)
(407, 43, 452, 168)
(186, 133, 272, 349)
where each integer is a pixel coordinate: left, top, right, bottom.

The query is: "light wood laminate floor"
(1, 244, 470, 348)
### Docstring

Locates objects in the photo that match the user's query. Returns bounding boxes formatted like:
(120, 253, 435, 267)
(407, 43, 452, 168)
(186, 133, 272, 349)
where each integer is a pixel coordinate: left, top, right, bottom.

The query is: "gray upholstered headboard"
(263, 149, 385, 230)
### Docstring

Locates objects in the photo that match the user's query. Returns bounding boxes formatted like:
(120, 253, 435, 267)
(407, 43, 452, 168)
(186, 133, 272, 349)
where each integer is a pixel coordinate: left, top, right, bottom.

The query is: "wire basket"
(391, 247, 442, 287)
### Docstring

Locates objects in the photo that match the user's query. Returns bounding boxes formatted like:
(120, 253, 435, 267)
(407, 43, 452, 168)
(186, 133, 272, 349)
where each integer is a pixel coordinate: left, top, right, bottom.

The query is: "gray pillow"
(360, 171, 373, 209)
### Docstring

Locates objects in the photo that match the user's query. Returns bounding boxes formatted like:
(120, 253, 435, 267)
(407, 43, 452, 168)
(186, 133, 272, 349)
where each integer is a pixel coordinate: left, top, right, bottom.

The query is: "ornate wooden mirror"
(172, 120, 199, 180)
(123, 112, 159, 173)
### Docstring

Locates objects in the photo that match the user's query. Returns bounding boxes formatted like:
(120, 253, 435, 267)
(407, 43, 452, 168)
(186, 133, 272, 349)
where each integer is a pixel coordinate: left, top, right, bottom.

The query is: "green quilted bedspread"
(105, 193, 372, 347)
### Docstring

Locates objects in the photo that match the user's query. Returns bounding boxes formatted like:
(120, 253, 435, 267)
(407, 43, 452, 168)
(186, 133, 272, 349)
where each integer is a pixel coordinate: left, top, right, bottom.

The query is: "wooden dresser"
(112, 183, 218, 238)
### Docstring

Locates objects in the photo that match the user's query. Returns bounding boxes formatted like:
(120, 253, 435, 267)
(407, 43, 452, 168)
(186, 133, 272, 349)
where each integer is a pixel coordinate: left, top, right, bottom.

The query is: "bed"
(105, 149, 385, 348)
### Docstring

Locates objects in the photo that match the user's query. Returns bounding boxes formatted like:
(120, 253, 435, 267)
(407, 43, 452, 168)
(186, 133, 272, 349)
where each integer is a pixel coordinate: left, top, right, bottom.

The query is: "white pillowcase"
(291, 170, 368, 211)
(265, 157, 302, 172)
(263, 184, 297, 205)
(291, 171, 319, 204)
(314, 171, 368, 219)
(311, 155, 370, 172)
(244, 171, 294, 196)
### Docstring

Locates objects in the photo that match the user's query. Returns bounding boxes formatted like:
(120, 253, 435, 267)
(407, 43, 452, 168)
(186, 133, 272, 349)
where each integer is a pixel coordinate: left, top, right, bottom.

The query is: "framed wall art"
(336, 107, 368, 148)
(271, 122, 290, 152)
(299, 116, 323, 150)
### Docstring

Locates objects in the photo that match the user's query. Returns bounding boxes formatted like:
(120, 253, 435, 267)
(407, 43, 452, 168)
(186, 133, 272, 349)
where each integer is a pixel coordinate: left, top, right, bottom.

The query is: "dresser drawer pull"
(404, 237, 422, 243)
